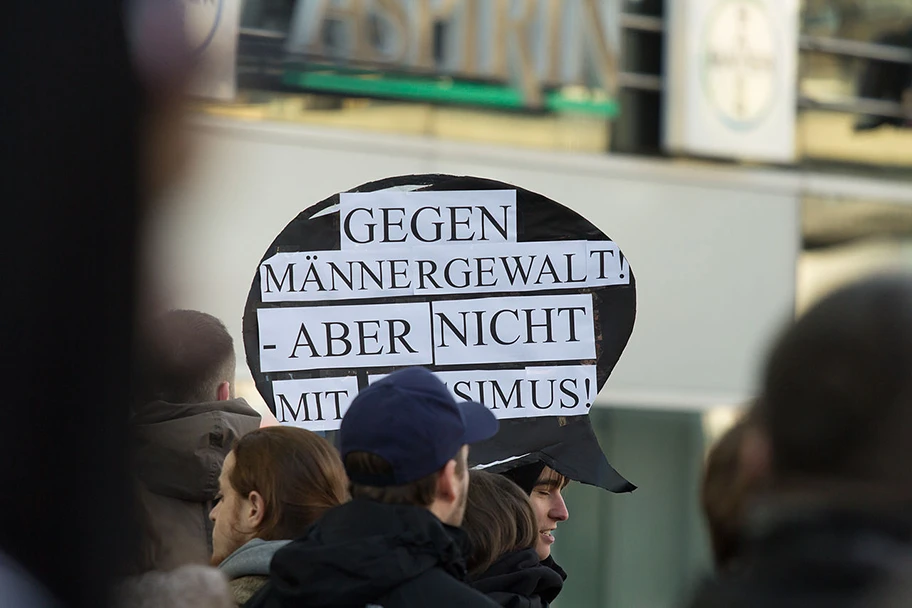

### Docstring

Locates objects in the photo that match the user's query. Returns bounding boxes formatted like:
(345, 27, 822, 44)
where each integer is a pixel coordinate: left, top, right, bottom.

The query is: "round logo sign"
(701, 0, 778, 130)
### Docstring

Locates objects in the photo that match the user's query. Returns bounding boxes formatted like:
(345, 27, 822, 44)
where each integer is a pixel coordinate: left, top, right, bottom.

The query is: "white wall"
(145, 116, 799, 414)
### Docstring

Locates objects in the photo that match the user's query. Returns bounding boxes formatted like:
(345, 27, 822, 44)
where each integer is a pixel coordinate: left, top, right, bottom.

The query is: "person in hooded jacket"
(463, 471, 564, 607)
(210, 426, 349, 605)
(245, 367, 502, 608)
(132, 310, 261, 570)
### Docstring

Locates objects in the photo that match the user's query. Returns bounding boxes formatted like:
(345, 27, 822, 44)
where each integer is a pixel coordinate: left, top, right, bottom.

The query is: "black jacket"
(469, 549, 565, 608)
(687, 507, 912, 608)
(245, 499, 500, 608)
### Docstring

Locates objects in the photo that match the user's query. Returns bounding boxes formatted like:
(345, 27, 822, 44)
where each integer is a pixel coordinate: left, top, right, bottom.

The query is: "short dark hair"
(759, 274, 912, 491)
(136, 310, 236, 404)
(463, 471, 537, 577)
(345, 448, 467, 507)
(502, 462, 569, 496)
(532, 467, 570, 494)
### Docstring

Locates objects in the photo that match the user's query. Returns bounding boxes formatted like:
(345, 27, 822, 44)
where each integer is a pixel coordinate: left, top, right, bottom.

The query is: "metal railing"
(617, 14, 912, 120)
(799, 34, 912, 64)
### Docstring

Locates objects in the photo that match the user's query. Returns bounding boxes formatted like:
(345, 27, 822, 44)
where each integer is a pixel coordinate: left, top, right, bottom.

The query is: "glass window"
(196, 0, 912, 172)
(798, 1, 912, 171)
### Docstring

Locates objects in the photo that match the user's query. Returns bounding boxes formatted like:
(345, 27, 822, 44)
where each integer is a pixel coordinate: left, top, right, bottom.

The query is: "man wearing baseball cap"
(245, 367, 501, 608)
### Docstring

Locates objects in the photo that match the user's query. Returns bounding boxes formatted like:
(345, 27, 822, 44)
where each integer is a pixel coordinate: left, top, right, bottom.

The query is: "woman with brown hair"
(209, 427, 349, 605)
(462, 471, 564, 607)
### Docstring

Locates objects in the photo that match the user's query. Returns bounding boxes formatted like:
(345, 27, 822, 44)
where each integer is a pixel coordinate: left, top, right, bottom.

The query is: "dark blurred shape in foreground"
(690, 274, 912, 607)
(1, 0, 172, 605)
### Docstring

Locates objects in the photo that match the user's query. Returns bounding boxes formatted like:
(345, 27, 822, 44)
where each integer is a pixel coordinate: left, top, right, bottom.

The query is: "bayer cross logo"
(701, 0, 777, 130)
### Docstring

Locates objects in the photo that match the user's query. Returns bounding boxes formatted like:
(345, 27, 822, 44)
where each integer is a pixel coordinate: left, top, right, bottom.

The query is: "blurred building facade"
(150, 1, 912, 606)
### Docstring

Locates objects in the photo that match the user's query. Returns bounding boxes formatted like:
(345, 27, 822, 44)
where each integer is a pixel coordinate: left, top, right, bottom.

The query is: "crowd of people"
(119, 311, 574, 607)
(104, 272, 912, 608)
(10, 4, 912, 606)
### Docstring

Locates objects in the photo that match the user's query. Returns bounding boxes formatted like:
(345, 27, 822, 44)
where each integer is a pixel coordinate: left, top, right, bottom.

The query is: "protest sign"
(243, 174, 636, 491)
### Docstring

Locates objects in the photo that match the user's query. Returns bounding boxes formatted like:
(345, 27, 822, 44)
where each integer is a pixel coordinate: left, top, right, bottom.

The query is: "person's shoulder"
(230, 575, 269, 606)
(685, 572, 782, 608)
(387, 567, 501, 607)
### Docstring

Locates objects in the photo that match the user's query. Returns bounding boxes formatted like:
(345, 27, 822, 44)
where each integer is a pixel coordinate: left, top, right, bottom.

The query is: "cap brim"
(459, 401, 499, 444)
(468, 416, 635, 493)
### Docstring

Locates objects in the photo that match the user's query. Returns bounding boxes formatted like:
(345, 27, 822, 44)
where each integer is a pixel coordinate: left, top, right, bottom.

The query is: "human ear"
(216, 381, 231, 402)
(436, 459, 459, 503)
(246, 490, 266, 531)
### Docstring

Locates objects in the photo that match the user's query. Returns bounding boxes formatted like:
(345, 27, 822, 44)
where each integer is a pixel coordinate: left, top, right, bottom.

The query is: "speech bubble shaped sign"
(242, 174, 636, 491)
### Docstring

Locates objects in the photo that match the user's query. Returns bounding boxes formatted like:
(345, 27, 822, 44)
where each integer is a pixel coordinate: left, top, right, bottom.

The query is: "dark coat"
(244, 499, 501, 608)
(132, 398, 261, 569)
(470, 549, 565, 608)
(687, 507, 912, 608)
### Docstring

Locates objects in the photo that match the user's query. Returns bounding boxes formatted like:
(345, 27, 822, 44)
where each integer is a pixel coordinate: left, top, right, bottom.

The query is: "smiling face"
(528, 466, 570, 560)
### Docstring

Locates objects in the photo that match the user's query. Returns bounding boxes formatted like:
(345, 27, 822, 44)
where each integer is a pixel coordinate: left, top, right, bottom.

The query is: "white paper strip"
(472, 453, 532, 470)
(369, 365, 597, 420)
(339, 190, 517, 249)
(256, 303, 433, 372)
(430, 294, 595, 366)
(272, 376, 360, 431)
(259, 240, 628, 302)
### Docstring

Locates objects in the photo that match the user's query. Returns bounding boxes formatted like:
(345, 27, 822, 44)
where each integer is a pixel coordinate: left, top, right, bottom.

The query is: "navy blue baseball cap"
(340, 367, 499, 486)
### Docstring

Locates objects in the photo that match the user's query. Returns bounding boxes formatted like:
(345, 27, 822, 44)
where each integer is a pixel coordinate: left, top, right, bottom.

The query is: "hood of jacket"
(470, 549, 565, 608)
(268, 499, 469, 607)
(219, 539, 291, 580)
(132, 398, 261, 502)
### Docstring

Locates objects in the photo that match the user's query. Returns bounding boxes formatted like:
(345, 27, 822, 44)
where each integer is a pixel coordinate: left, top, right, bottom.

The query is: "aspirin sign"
(242, 175, 637, 490)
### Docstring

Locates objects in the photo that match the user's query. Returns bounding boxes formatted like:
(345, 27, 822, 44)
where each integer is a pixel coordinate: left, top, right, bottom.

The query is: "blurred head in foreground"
(755, 273, 912, 500)
(685, 274, 912, 608)
(127, 0, 195, 200)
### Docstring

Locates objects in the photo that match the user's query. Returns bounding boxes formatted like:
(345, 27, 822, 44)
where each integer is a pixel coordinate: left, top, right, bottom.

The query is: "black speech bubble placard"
(242, 174, 636, 492)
